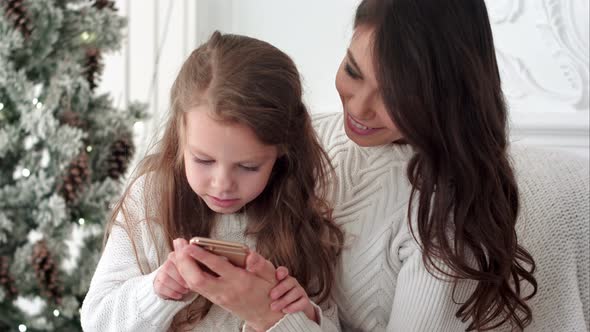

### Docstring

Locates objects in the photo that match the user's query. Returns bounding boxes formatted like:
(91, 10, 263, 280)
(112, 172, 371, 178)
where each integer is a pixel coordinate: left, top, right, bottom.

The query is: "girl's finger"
(270, 277, 297, 300)
(168, 269, 189, 289)
(175, 246, 218, 294)
(156, 269, 189, 294)
(157, 283, 185, 300)
(166, 257, 189, 288)
(270, 287, 303, 312)
(174, 238, 189, 251)
(164, 275, 190, 294)
(246, 251, 276, 284)
(282, 297, 309, 314)
(276, 266, 289, 281)
(186, 245, 236, 279)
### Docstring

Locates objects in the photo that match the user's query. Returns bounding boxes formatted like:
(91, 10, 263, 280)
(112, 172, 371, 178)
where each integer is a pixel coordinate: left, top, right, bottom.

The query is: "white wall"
(101, 0, 589, 159)
(98, 0, 199, 157)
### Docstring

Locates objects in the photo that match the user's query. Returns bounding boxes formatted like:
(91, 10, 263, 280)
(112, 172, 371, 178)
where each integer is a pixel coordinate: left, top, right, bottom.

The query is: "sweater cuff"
(310, 301, 323, 326)
(266, 311, 317, 332)
(135, 267, 198, 327)
(242, 301, 323, 332)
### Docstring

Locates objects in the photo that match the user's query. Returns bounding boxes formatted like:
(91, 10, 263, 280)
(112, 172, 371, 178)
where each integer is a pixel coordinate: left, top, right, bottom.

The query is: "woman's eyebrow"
(347, 49, 364, 79)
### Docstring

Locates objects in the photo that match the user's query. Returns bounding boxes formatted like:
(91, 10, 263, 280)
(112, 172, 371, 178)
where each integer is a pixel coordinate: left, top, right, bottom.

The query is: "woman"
(304, 0, 589, 331)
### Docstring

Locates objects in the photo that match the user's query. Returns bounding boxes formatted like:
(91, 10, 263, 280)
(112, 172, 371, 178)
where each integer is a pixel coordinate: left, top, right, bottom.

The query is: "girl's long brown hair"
(107, 31, 343, 328)
(355, 0, 537, 330)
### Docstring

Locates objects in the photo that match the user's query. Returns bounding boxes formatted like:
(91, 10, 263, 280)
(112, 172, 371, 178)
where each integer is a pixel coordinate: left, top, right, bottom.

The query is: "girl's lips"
(208, 196, 240, 208)
(346, 114, 382, 136)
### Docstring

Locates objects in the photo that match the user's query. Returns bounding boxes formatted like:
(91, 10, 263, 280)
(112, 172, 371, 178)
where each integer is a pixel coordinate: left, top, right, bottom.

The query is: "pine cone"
(32, 240, 62, 305)
(92, 0, 117, 11)
(60, 152, 91, 203)
(84, 48, 103, 91)
(2, 0, 33, 39)
(59, 110, 87, 130)
(107, 134, 135, 179)
(0, 256, 18, 299)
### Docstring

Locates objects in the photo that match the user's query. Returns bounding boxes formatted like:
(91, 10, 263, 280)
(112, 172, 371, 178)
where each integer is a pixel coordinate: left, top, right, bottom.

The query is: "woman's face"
(335, 26, 403, 147)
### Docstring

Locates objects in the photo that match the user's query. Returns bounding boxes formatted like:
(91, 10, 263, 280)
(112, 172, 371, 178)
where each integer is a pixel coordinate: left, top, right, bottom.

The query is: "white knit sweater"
(80, 176, 339, 332)
(312, 112, 589, 332)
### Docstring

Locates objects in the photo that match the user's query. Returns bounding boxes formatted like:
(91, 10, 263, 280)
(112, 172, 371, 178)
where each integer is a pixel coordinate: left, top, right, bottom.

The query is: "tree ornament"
(59, 152, 91, 203)
(83, 48, 103, 91)
(32, 240, 62, 305)
(2, 0, 33, 39)
(59, 110, 86, 130)
(92, 0, 117, 11)
(0, 256, 18, 299)
(107, 133, 135, 179)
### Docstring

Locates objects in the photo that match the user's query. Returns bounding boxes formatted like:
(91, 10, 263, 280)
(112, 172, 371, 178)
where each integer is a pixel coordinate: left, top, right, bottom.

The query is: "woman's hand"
(174, 241, 284, 331)
(269, 267, 317, 323)
(153, 239, 191, 300)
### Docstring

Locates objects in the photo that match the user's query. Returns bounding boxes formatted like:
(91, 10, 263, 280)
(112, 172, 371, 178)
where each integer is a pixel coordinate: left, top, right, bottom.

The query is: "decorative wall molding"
(538, 0, 589, 109)
(487, 0, 525, 24)
(486, 0, 589, 157)
(490, 0, 589, 110)
(510, 111, 589, 151)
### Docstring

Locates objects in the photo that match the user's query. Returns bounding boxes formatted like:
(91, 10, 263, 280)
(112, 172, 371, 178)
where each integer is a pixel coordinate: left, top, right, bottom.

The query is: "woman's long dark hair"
(355, 0, 537, 330)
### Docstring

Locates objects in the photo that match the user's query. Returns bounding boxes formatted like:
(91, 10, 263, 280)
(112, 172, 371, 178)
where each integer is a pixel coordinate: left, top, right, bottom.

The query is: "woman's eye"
(344, 63, 361, 80)
(239, 165, 259, 172)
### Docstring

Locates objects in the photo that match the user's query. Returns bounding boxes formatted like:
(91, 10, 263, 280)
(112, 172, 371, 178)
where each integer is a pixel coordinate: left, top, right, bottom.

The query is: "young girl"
(80, 31, 343, 331)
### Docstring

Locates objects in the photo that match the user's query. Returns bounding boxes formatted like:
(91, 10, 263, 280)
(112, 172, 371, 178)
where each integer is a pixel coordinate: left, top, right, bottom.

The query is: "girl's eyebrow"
(188, 146, 268, 165)
(188, 146, 212, 158)
(347, 49, 364, 79)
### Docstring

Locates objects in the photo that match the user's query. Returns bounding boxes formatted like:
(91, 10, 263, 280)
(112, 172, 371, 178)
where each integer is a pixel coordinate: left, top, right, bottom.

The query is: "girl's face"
(335, 26, 403, 147)
(183, 107, 278, 214)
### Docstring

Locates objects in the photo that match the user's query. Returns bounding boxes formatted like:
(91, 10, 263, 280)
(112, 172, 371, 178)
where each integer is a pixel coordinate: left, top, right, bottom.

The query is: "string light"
(86, 145, 93, 153)
(133, 121, 144, 132)
(18, 324, 27, 332)
(78, 218, 85, 225)
(80, 31, 96, 43)
(22, 168, 31, 178)
(40, 149, 50, 168)
(0, 102, 4, 110)
(53, 309, 60, 317)
(36, 102, 43, 109)
(32, 98, 38, 105)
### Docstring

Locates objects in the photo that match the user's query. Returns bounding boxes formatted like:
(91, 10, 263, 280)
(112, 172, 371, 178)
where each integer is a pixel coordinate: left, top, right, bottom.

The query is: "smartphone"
(189, 236, 249, 269)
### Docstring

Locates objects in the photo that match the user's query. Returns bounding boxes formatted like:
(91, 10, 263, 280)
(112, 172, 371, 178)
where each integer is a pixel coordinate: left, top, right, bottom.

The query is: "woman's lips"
(346, 114, 382, 135)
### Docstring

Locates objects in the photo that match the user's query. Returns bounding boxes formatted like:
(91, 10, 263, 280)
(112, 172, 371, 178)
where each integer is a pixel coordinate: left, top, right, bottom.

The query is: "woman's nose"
(347, 92, 374, 120)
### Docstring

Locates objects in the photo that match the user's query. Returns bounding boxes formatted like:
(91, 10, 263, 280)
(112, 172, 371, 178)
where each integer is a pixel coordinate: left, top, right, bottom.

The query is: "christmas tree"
(0, 0, 146, 330)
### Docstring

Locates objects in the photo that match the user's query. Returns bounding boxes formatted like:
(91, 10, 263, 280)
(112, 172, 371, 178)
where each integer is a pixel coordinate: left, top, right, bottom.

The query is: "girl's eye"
(194, 158, 214, 165)
(344, 63, 361, 80)
(239, 165, 259, 172)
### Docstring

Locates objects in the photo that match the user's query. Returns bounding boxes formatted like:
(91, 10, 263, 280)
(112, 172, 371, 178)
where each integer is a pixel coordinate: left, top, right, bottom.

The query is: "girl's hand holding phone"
(174, 238, 285, 331)
(153, 240, 191, 300)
